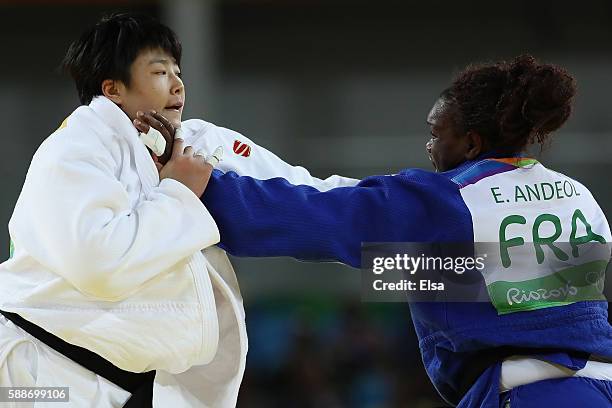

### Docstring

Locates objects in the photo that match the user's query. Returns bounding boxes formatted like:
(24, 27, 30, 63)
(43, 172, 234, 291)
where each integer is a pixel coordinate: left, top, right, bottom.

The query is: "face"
(426, 98, 472, 172)
(114, 48, 185, 129)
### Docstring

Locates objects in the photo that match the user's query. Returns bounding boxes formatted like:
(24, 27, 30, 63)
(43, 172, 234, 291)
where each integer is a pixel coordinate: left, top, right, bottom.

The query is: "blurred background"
(1, 1, 611, 407)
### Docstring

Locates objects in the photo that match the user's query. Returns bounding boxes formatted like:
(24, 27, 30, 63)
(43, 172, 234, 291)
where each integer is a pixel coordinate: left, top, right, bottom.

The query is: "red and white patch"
(233, 140, 251, 157)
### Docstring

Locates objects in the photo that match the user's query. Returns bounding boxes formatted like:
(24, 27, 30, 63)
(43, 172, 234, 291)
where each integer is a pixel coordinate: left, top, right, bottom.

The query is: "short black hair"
(441, 55, 576, 154)
(62, 12, 182, 105)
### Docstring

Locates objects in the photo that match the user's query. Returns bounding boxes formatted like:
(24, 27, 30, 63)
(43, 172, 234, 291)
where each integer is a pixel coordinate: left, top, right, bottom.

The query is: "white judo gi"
(0, 96, 356, 407)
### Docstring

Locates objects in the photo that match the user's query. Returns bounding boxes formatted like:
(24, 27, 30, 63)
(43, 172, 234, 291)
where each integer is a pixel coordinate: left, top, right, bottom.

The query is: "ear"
(464, 130, 484, 160)
(101, 79, 124, 105)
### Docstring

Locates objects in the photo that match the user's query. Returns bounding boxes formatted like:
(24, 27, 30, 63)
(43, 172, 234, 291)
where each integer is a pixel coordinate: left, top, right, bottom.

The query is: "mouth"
(164, 102, 184, 113)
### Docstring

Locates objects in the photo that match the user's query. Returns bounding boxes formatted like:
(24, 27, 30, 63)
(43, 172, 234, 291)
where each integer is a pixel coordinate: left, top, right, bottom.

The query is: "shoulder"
(372, 167, 463, 194)
(351, 169, 473, 241)
(357, 169, 466, 209)
(32, 106, 119, 173)
(399, 167, 462, 186)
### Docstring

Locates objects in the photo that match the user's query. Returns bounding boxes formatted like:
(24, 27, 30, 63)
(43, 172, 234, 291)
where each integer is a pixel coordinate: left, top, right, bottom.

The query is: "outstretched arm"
(202, 169, 472, 268)
(181, 119, 359, 190)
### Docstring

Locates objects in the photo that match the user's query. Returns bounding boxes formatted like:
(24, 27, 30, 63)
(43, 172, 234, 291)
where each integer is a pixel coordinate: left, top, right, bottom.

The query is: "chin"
(165, 114, 183, 129)
(170, 118, 182, 128)
(428, 156, 438, 172)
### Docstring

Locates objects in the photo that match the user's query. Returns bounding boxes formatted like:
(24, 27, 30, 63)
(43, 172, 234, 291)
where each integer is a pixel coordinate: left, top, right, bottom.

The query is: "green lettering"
(533, 214, 569, 264)
(570, 209, 606, 257)
(500, 215, 526, 268)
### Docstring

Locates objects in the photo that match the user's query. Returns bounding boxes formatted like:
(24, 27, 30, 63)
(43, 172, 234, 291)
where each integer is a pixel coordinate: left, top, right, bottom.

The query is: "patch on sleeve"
(233, 140, 251, 157)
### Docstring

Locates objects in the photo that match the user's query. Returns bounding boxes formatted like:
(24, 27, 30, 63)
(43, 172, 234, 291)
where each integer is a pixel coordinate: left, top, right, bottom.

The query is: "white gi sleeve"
(182, 119, 360, 191)
(9, 135, 219, 301)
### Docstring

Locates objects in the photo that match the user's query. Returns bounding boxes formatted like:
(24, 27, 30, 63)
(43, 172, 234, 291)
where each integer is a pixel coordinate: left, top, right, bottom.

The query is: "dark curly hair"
(62, 12, 182, 105)
(441, 55, 576, 154)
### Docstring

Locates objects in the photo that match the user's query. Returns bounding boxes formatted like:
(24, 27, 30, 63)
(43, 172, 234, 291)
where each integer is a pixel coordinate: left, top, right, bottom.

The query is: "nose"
(171, 74, 184, 95)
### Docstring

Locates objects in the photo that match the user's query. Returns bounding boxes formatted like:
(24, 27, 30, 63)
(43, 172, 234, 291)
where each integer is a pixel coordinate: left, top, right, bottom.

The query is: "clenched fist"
(160, 137, 213, 198)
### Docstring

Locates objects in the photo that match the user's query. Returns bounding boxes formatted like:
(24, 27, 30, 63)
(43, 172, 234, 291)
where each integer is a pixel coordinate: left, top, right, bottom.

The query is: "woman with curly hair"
(200, 55, 612, 407)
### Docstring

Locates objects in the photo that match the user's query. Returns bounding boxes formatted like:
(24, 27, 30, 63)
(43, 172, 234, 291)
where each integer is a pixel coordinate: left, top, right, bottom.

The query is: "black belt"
(0, 310, 155, 407)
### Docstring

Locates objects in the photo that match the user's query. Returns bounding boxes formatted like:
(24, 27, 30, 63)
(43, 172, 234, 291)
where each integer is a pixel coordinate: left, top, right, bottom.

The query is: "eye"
(154, 71, 167, 75)
(175, 71, 182, 79)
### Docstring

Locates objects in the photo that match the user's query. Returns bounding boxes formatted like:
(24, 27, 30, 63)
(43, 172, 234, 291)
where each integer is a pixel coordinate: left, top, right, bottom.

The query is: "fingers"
(183, 145, 194, 156)
(139, 126, 166, 157)
(174, 127, 184, 140)
(158, 139, 215, 196)
(172, 137, 185, 157)
(137, 111, 172, 142)
(169, 140, 205, 160)
(151, 112, 175, 137)
(193, 149, 206, 160)
(206, 146, 223, 167)
(133, 118, 150, 133)
(187, 147, 223, 167)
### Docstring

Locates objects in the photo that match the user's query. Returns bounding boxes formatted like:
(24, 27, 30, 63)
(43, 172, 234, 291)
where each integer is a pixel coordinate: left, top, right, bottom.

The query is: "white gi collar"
(89, 96, 140, 142)
(88, 95, 160, 190)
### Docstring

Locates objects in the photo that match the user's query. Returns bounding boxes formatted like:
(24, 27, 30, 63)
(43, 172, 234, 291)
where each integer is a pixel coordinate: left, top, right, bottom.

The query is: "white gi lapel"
(89, 96, 221, 366)
(89, 96, 159, 192)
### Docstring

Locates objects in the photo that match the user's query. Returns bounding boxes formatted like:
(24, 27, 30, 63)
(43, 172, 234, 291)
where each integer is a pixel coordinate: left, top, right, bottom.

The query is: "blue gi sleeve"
(202, 169, 473, 268)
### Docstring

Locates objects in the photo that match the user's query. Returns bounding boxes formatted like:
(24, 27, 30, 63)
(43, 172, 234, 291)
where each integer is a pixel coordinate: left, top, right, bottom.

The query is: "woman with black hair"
(0, 11, 363, 406)
(201, 55, 612, 407)
(0, 13, 241, 407)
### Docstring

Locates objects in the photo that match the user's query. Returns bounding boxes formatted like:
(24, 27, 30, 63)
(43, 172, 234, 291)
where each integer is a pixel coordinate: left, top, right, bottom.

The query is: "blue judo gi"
(201, 155, 612, 407)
